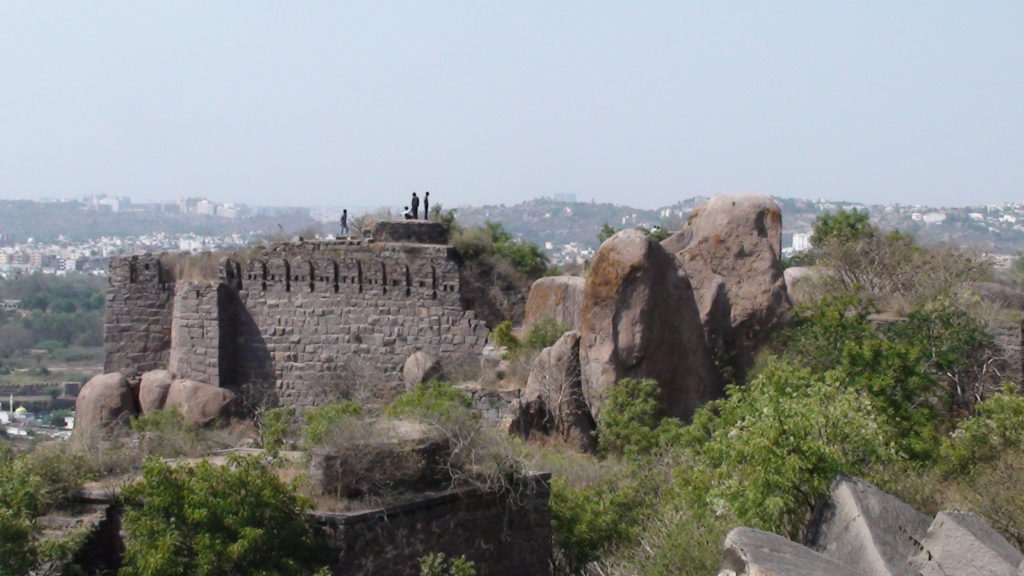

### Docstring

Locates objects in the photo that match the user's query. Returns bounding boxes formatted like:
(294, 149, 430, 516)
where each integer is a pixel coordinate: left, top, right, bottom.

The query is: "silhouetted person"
(411, 192, 420, 219)
(402, 206, 413, 220)
(423, 191, 429, 220)
(340, 209, 348, 236)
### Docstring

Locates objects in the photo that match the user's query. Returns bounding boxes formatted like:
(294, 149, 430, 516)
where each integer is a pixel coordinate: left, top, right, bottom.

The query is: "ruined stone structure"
(104, 223, 489, 407)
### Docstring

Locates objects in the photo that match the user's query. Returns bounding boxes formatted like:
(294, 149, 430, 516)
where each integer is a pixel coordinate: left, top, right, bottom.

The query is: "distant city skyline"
(2, 3, 1021, 209)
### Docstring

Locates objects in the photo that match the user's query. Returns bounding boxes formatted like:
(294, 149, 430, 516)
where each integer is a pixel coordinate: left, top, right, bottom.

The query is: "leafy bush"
(258, 406, 298, 451)
(419, 553, 476, 576)
(523, 315, 571, 351)
(550, 475, 649, 574)
(303, 401, 363, 447)
(680, 361, 900, 538)
(385, 381, 473, 422)
(940, 384, 1024, 476)
(597, 378, 682, 460)
(131, 409, 217, 458)
(120, 456, 327, 576)
(489, 320, 521, 353)
(0, 445, 92, 575)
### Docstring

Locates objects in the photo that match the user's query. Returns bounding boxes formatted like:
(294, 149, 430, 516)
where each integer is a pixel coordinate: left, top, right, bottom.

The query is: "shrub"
(258, 406, 298, 451)
(489, 320, 521, 353)
(598, 378, 683, 460)
(131, 409, 217, 458)
(303, 401, 363, 447)
(419, 553, 476, 576)
(385, 381, 473, 423)
(523, 315, 570, 351)
(680, 361, 900, 538)
(551, 476, 649, 574)
(940, 383, 1024, 476)
(120, 456, 327, 576)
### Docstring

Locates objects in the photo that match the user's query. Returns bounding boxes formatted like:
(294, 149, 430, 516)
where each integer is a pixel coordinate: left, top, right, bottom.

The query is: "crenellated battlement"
(104, 223, 490, 408)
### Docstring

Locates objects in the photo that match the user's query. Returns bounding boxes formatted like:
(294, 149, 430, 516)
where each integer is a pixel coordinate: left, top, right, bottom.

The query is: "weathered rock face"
(521, 331, 596, 452)
(909, 511, 1024, 576)
(807, 476, 932, 576)
(138, 369, 174, 414)
(579, 229, 718, 422)
(73, 373, 137, 439)
(164, 379, 239, 426)
(403, 351, 443, 390)
(662, 195, 792, 378)
(721, 527, 862, 576)
(524, 276, 586, 332)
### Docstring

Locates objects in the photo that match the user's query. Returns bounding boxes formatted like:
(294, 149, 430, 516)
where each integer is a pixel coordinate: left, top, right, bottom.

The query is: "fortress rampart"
(104, 223, 490, 407)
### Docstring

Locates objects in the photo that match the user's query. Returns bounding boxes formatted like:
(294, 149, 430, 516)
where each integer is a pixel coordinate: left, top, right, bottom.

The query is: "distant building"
(922, 212, 947, 225)
(1, 299, 21, 310)
(791, 233, 812, 252)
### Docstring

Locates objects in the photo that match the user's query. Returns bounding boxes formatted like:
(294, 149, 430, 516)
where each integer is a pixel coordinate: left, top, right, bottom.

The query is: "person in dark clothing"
(411, 192, 420, 219)
(402, 206, 413, 220)
(423, 192, 429, 220)
(340, 209, 348, 236)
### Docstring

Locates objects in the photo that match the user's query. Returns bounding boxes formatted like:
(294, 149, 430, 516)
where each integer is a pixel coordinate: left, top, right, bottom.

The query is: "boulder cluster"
(73, 369, 240, 439)
(722, 476, 1024, 576)
(518, 195, 792, 447)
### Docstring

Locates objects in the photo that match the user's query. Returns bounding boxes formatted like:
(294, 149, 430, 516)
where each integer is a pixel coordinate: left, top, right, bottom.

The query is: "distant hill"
(0, 200, 319, 244)
(2, 197, 1022, 255)
(454, 197, 1024, 254)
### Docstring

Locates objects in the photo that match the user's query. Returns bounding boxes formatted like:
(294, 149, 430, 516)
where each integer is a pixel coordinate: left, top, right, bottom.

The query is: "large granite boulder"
(73, 373, 138, 439)
(403, 351, 444, 390)
(138, 369, 174, 414)
(164, 379, 239, 426)
(909, 511, 1024, 576)
(662, 195, 792, 378)
(521, 331, 596, 452)
(720, 527, 862, 576)
(524, 276, 586, 332)
(579, 229, 718, 422)
(807, 476, 931, 576)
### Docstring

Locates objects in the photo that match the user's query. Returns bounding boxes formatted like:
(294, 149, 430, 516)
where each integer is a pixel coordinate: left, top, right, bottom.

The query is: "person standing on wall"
(340, 209, 349, 236)
(410, 192, 420, 219)
(423, 192, 429, 220)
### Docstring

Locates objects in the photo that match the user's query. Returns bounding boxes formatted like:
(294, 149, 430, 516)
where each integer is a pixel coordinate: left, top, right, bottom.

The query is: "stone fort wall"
(105, 224, 490, 407)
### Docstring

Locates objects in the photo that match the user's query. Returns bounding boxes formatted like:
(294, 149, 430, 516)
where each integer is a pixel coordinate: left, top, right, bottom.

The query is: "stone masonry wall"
(105, 229, 490, 408)
(229, 238, 489, 407)
(315, 473, 552, 576)
(104, 254, 175, 374)
(168, 281, 224, 386)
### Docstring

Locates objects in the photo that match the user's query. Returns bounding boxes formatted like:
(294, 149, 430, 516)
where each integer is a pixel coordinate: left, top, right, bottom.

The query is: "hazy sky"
(2, 2, 1022, 209)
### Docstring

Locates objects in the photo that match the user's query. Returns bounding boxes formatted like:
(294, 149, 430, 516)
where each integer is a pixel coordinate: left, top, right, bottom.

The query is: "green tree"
(810, 208, 875, 247)
(119, 456, 326, 576)
(597, 223, 617, 244)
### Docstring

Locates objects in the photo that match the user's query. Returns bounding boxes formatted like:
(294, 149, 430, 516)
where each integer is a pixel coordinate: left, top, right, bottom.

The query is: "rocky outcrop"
(368, 220, 449, 244)
(520, 331, 596, 451)
(720, 527, 862, 576)
(164, 379, 239, 426)
(909, 511, 1024, 576)
(722, 476, 1024, 576)
(138, 369, 174, 414)
(662, 195, 792, 378)
(579, 229, 718, 422)
(73, 373, 138, 439)
(807, 476, 932, 576)
(524, 276, 586, 332)
(403, 351, 444, 390)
